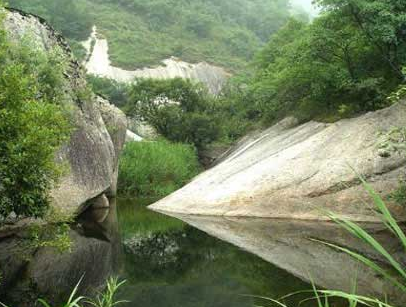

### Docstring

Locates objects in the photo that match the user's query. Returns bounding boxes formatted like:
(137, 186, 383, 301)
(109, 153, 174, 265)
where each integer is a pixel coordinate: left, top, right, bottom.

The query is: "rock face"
(82, 26, 231, 95)
(4, 9, 127, 216)
(150, 102, 406, 221)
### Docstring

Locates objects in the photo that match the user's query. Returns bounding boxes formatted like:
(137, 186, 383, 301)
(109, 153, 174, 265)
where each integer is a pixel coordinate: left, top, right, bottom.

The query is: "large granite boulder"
(4, 9, 127, 216)
(151, 102, 406, 221)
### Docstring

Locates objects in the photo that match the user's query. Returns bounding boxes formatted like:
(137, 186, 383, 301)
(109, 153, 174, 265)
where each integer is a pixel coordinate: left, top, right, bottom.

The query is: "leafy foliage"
(118, 140, 201, 197)
(231, 0, 406, 124)
(87, 74, 131, 108)
(8, 0, 291, 70)
(0, 12, 71, 218)
(126, 78, 221, 149)
(8, 0, 93, 40)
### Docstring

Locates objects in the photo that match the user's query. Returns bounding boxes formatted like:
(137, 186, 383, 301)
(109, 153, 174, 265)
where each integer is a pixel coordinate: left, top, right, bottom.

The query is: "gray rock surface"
(0, 201, 120, 307)
(151, 102, 406, 221)
(4, 9, 127, 216)
(97, 96, 127, 196)
(82, 26, 230, 95)
(126, 130, 144, 142)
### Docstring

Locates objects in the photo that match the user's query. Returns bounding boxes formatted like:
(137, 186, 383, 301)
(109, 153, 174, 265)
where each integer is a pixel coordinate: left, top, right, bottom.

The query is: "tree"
(126, 78, 220, 149)
(315, 0, 406, 80)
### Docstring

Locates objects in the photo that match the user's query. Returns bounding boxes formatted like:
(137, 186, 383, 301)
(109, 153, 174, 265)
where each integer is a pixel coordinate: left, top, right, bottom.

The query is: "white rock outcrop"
(82, 26, 230, 95)
(150, 102, 406, 221)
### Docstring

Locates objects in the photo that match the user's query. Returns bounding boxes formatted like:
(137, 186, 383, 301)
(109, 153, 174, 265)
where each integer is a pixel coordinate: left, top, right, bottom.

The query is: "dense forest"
(8, 0, 296, 70)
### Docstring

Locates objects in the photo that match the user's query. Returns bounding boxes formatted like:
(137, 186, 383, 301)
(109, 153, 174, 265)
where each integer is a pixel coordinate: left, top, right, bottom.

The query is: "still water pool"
(116, 198, 320, 307)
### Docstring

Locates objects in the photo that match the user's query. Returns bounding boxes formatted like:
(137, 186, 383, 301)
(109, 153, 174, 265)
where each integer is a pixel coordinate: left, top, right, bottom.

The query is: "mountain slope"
(8, 0, 292, 71)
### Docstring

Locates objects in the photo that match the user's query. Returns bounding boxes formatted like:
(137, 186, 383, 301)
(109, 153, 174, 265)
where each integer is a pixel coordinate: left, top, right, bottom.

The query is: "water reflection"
(0, 199, 120, 306)
(161, 213, 406, 306)
(117, 199, 316, 307)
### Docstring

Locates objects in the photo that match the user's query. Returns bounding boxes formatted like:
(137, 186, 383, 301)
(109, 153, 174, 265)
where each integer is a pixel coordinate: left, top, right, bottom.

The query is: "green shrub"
(86, 75, 131, 107)
(126, 78, 221, 149)
(0, 12, 71, 218)
(0, 277, 127, 307)
(118, 140, 201, 197)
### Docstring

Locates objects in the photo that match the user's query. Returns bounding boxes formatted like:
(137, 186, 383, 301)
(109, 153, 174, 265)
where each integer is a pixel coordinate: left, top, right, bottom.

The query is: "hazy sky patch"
(290, 0, 321, 17)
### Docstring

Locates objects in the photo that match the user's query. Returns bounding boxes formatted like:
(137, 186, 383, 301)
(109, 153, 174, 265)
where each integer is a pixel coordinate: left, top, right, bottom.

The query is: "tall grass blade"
(351, 167, 406, 248)
(311, 238, 406, 292)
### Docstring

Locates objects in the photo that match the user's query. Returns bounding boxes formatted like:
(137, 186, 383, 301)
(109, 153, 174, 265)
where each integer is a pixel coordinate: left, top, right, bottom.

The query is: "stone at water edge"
(150, 101, 406, 222)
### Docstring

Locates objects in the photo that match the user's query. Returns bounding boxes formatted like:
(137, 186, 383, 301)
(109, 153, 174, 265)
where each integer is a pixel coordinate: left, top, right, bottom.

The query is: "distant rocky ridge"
(151, 101, 406, 222)
(82, 26, 231, 95)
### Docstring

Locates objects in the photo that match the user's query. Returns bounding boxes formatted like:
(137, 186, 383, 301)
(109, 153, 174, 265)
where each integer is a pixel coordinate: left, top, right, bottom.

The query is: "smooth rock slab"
(150, 102, 406, 221)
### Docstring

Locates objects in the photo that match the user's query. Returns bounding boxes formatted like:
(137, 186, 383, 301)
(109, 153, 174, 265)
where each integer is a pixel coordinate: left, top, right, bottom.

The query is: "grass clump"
(1, 277, 127, 307)
(118, 140, 201, 198)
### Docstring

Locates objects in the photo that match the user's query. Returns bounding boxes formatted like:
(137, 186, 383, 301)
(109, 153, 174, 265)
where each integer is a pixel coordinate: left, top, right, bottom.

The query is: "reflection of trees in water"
(121, 226, 311, 307)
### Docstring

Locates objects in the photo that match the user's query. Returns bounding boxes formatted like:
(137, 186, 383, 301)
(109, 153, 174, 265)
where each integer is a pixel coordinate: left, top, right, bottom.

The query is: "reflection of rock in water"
(0, 200, 121, 307)
(165, 213, 406, 306)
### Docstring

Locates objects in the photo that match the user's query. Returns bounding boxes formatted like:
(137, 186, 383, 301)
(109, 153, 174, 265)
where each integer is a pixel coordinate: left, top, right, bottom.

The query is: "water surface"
(117, 198, 318, 307)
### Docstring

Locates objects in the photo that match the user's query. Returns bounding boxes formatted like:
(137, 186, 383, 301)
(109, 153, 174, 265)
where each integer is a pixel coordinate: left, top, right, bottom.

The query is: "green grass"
(118, 140, 201, 198)
(1, 277, 127, 307)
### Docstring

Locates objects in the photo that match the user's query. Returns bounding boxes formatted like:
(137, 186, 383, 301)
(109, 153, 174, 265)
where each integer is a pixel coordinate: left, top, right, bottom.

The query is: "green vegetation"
(90, 76, 253, 148)
(87, 75, 130, 108)
(126, 78, 221, 149)
(118, 140, 201, 197)
(233, 0, 406, 124)
(117, 198, 184, 238)
(8, 0, 92, 40)
(86, 277, 127, 307)
(0, 9, 71, 219)
(91, 0, 406, 158)
(0, 277, 127, 307)
(8, 0, 292, 70)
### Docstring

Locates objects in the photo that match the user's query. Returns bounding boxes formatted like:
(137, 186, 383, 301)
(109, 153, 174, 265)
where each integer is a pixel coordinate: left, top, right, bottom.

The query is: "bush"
(118, 140, 201, 197)
(126, 78, 221, 149)
(86, 75, 131, 107)
(0, 13, 71, 218)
